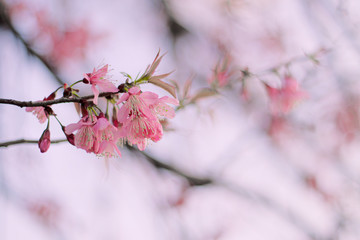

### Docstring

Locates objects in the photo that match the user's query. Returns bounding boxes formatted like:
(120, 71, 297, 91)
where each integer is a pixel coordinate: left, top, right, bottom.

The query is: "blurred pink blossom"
(266, 75, 307, 114)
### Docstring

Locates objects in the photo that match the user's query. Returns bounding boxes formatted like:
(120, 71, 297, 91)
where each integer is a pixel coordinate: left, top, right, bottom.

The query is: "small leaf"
(149, 78, 177, 98)
(120, 72, 133, 80)
(183, 78, 192, 99)
(190, 88, 217, 103)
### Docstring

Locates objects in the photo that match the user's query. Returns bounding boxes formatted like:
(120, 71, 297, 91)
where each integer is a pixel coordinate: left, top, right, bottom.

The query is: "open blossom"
(83, 65, 118, 104)
(65, 114, 99, 153)
(65, 114, 121, 156)
(117, 86, 178, 151)
(26, 106, 48, 123)
(93, 116, 122, 157)
(25, 93, 55, 123)
(266, 75, 307, 114)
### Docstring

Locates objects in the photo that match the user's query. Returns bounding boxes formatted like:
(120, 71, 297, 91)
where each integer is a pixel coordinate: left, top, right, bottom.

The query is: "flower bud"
(82, 77, 90, 84)
(61, 126, 75, 145)
(45, 92, 56, 101)
(38, 129, 51, 153)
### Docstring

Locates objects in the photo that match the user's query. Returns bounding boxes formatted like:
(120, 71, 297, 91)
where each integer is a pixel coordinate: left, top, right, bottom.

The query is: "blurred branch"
(0, 1, 65, 85)
(0, 91, 120, 108)
(0, 136, 327, 239)
(0, 138, 67, 147)
(126, 145, 212, 186)
(131, 149, 323, 240)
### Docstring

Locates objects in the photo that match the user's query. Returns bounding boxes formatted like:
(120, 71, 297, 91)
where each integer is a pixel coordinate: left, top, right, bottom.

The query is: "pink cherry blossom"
(65, 115, 99, 153)
(65, 114, 122, 156)
(117, 86, 178, 151)
(83, 65, 118, 104)
(266, 75, 307, 114)
(93, 116, 122, 157)
(141, 92, 179, 119)
(26, 106, 48, 123)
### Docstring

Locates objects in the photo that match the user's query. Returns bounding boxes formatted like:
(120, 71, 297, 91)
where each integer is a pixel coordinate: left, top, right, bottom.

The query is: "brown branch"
(0, 1, 65, 85)
(0, 91, 120, 108)
(0, 138, 67, 147)
(126, 145, 212, 186)
(0, 137, 324, 239)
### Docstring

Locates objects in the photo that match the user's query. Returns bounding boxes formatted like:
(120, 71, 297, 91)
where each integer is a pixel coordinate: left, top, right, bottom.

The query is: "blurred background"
(1, 0, 360, 239)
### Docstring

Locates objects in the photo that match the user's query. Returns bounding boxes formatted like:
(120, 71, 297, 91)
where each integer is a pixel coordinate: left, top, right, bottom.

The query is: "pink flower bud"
(38, 129, 51, 153)
(61, 126, 75, 145)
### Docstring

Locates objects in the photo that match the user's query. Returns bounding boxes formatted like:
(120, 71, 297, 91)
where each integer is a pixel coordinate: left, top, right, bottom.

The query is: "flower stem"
(53, 115, 64, 127)
(70, 80, 84, 88)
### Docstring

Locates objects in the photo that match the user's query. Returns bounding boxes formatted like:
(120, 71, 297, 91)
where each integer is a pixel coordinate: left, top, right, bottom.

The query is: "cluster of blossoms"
(26, 52, 178, 155)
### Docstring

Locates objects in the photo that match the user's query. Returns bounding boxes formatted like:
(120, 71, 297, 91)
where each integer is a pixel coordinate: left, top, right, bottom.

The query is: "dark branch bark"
(0, 91, 120, 108)
(0, 138, 67, 147)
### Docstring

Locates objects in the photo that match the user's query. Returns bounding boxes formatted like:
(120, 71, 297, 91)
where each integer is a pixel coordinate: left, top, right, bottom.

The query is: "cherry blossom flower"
(93, 115, 122, 157)
(65, 114, 122, 156)
(65, 115, 99, 153)
(26, 106, 48, 123)
(141, 92, 179, 119)
(117, 86, 178, 151)
(266, 75, 307, 114)
(83, 65, 118, 104)
(25, 94, 55, 123)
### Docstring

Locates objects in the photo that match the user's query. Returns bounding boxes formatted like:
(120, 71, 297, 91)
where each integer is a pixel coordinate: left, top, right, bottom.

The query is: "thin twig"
(0, 91, 120, 108)
(0, 137, 323, 239)
(0, 138, 67, 147)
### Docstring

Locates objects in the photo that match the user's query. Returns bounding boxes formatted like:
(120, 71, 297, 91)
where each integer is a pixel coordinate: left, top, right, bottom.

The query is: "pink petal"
(93, 118, 110, 131)
(141, 91, 159, 105)
(97, 81, 118, 93)
(26, 107, 34, 112)
(159, 96, 179, 105)
(91, 65, 108, 81)
(156, 103, 175, 118)
(117, 105, 130, 123)
(128, 86, 141, 95)
(117, 92, 129, 104)
(137, 139, 147, 151)
(92, 85, 100, 104)
(65, 122, 82, 134)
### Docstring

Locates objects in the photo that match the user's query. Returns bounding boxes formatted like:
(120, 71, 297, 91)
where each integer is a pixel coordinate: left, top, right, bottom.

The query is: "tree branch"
(0, 138, 67, 147)
(126, 145, 212, 186)
(0, 1, 65, 85)
(0, 91, 120, 108)
(0, 137, 324, 239)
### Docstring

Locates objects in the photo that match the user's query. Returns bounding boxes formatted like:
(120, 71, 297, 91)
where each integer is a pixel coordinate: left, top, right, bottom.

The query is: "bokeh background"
(1, 0, 360, 239)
